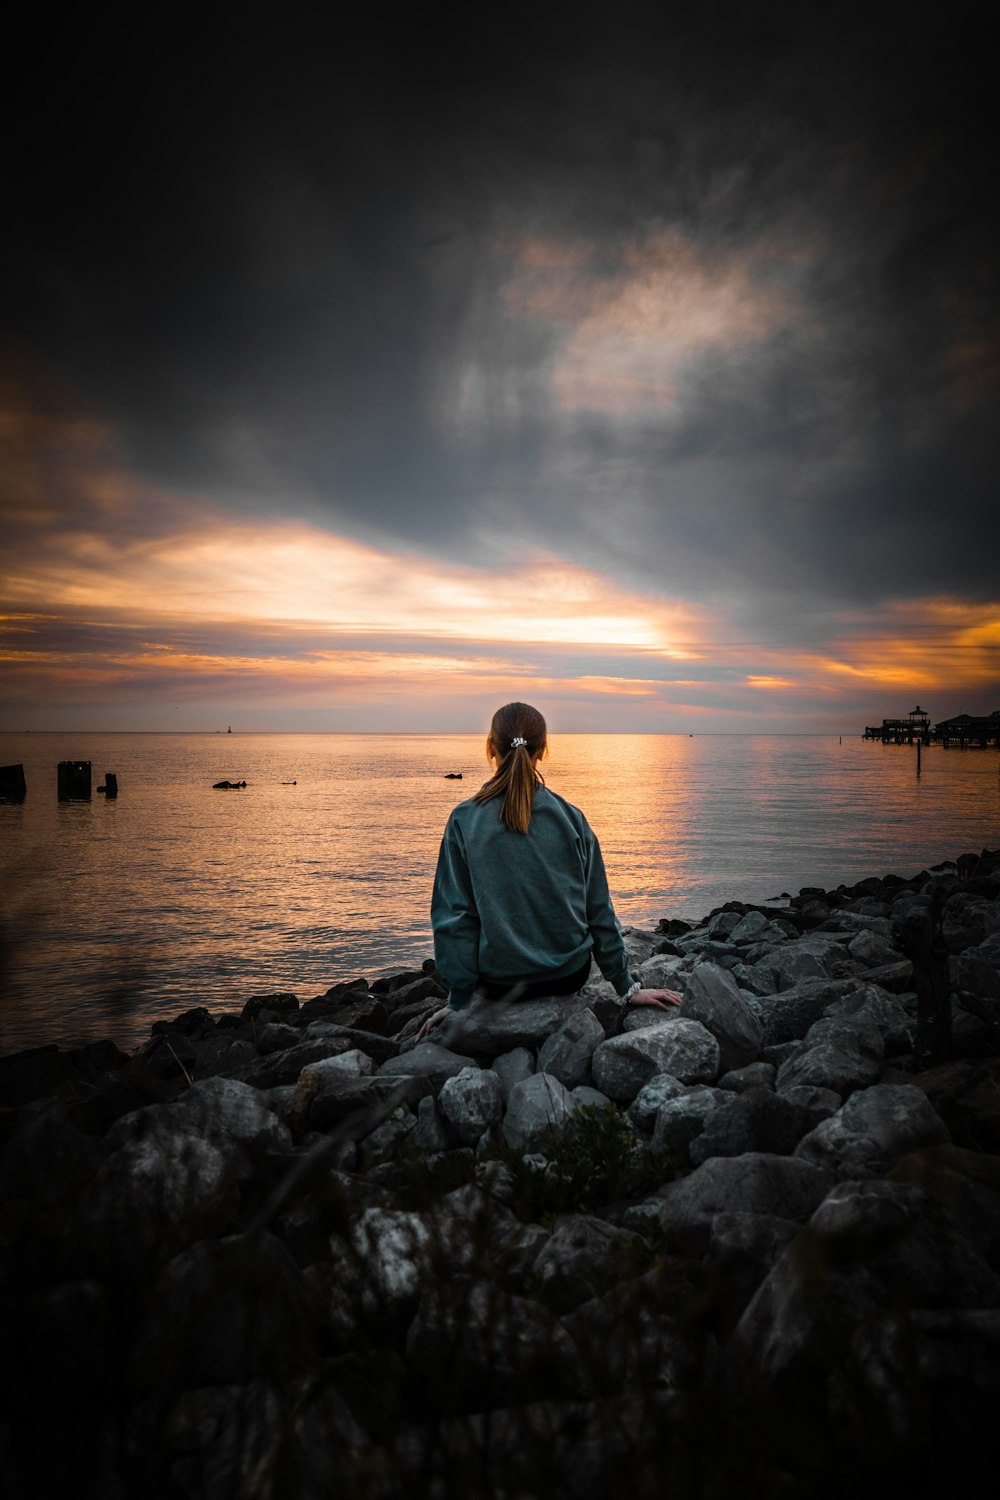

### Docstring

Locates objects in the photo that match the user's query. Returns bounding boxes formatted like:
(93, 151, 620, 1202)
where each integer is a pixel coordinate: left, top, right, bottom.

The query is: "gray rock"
(821, 984, 914, 1053)
(622, 1007, 675, 1031)
(758, 978, 858, 1045)
(532, 1213, 646, 1310)
(492, 1047, 535, 1100)
(942, 892, 1000, 953)
(680, 962, 763, 1072)
(690, 1086, 814, 1165)
(718, 1061, 776, 1092)
(734, 1179, 1000, 1391)
(730, 911, 789, 947)
(302, 1022, 401, 1065)
(706, 910, 743, 939)
(301, 1073, 430, 1132)
(776, 1016, 884, 1097)
(571, 1085, 613, 1110)
(626, 1072, 687, 1133)
(406, 1278, 584, 1407)
(350, 1207, 432, 1310)
(173, 1076, 292, 1153)
(636, 954, 687, 988)
(358, 1104, 417, 1167)
(780, 1084, 842, 1126)
(794, 1082, 950, 1177)
(377, 1041, 480, 1093)
(848, 928, 903, 968)
(592, 1019, 720, 1102)
(437, 994, 596, 1056)
(235, 1036, 357, 1089)
(704, 1211, 799, 1319)
(625, 1152, 834, 1251)
(438, 1067, 504, 1145)
(951, 945, 1000, 1003)
(537, 1008, 605, 1088)
(651, 1087, 726, 1160)
(410, 1094, 450, 1153)
(502, 1072, 575, 1151)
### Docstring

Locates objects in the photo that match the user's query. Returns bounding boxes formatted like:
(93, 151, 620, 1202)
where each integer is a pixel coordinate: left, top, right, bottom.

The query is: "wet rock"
(680, 962, 763, 1071)
(592, 1019, 720, 1102)
(438, 1067, 504, 1145)
(503, 1073, 575, 1151)
(537, 1008, 605, 1089)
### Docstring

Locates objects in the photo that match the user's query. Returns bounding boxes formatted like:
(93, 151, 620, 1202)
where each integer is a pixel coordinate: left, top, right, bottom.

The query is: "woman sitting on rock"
(418, 701, 681, 1038)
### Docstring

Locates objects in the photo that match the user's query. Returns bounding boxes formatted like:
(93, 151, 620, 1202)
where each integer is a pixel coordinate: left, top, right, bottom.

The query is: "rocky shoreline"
(3, 849, 1000, 1498)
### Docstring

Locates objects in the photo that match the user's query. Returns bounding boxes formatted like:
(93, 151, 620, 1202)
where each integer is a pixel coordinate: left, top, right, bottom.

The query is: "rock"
(635, 954, 687, 988)
(502, 1073, 575, 1152)
(141, 1232, 310, 1386)
(437, 994, 597, 1056)
(570, 1085, 612, 1110)
(690, 1086, 814, 1166)
(890, 1144, 1000, 1262)
(492, 1047, 535, 1100)
(302, 1022, 401, 1065)
(438, 1067, 504, 1145)
(323, 993, 389, 1033)
(234, 1036, 357, 1089)
(775, 1016, 884, 1097)
(626, 1072, 687, 1133)
(703, 1211, 799, 1322)
(532, 1214, 645, 1310)
(172, 1076, 293, 1153)
(848, 928, 903, 967)
(348, 1207, 434, 1311)
(254, 1021, 302, 1055)
(650, 1087, 726, 1161)
(381, 974, 447, 1009)
(242, 993, 300, 1021)
(592, 1019, 720, 1102)
(779, 1084, 842, 1127)
(757, 978, 859, 1045)
(951, 944, 1000, 1003)
(299, 1073, 430, 1132)
(730, 911, 789, 947)
(793, 1083, 950, 1177)
(942, 891, 1000, 952)
(83, 1123, 239, 1268)
(706, 911, 743, 940)
(680, 963, 763, 1072)
(910, 1057, 1000, 1152)
(821, 984, 914, 1053)
(718, 1061, 776, 1092)
(625, 1153, 834, 1252)
(537, 1009, 605, 1088)
(406, 1278, 584, 1409)
(410, 1094, 450, 1153)
(359, 1104, 417, 1167)
(733, 1180, 1000, 1393)
(377, 1042, 480, 1094)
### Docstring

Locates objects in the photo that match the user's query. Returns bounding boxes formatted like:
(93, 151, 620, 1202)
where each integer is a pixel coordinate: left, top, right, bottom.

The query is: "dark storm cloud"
(7, 2, 998, 631)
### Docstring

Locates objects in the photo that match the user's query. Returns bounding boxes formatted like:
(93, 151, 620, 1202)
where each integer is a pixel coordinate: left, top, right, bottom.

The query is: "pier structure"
(863, 704, 931, 744)
(935, 711, 1000, 748)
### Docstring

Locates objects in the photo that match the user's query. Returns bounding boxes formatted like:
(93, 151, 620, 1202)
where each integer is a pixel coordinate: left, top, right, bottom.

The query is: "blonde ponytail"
(473, 703, 547, 834)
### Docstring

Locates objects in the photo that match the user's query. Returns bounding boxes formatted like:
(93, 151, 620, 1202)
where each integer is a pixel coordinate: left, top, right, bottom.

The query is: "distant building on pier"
(863, 705, 931, 744)
(864, 706, 1000, 746)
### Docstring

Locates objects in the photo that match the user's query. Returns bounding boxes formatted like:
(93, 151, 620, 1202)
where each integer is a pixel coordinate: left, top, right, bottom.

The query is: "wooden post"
(898, 889, 951, 1068)
(57, 761, 91, 801)
(97, 773, 119, 798)
(916, 740, 921, 775)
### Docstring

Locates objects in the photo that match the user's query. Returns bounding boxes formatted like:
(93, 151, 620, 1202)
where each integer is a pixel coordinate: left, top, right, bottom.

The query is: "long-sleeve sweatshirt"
(431, 784, 635, 1010)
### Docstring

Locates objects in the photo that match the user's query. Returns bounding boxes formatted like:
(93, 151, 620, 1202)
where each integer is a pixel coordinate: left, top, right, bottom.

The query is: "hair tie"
(511, 736, 527, 749)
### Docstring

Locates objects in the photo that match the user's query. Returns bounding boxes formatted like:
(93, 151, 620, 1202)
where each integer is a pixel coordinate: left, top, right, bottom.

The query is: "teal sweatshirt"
(431, 784, 635, 1009)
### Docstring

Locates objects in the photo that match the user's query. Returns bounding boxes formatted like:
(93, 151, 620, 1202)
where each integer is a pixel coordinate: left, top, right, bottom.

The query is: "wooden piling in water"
(97, 773, 119, 798)
(57, 761, 91, 801)
(0, 764, 27, 801)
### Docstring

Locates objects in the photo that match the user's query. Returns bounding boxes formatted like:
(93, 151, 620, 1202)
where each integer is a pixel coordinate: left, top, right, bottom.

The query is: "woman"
(418, 702, 681, 1038)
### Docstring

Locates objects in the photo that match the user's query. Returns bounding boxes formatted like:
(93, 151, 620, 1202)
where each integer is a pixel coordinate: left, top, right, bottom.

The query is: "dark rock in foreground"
(2, 847, 1000, 1498)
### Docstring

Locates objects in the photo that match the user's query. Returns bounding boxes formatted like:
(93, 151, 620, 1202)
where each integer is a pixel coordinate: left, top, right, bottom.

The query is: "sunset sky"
(3, 3, 997, 732)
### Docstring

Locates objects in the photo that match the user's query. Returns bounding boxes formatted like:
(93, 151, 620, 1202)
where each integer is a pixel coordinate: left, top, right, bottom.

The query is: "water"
(1, 731, 997, 1056)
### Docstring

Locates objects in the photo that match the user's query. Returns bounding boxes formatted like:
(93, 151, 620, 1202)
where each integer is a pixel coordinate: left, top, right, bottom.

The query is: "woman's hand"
(416, 1005, 451, 1040)
(630, 989, 683, 1010)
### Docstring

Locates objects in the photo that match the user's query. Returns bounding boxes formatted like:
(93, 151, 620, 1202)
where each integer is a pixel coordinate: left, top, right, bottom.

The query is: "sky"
(3, 2, 998, 733)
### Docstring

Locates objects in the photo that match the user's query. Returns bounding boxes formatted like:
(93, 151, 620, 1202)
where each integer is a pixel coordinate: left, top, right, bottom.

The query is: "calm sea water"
(1, 731, 997, 1056)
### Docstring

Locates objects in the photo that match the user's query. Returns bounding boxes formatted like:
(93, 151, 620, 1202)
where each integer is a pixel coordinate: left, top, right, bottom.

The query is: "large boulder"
(172, 1076, 292, 1153)
(492, 1048, 535, 1101)
(377, 1042, 480, 1094)
(502, 1073, 575, 1152)
(820, 985, 914, 1053)
(624, 1152, 834, 1251)
(758, 978, 859, 1046)
(690, 1086, 814, 1166)
(680, 963, 763, 1072)
(437, 995, 596, 1057)
(733, 1180, 1000, 1393)
(536, 1009, 606, 1089)
(651, 1087, 727, 1161)
(592, 1019, 720, 1102)
(794, 1083, 950, 1178)
(532, 1214, 645, 1310)
(775, 1016, 884, 1097)
(438, 1067, 504, 1145)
